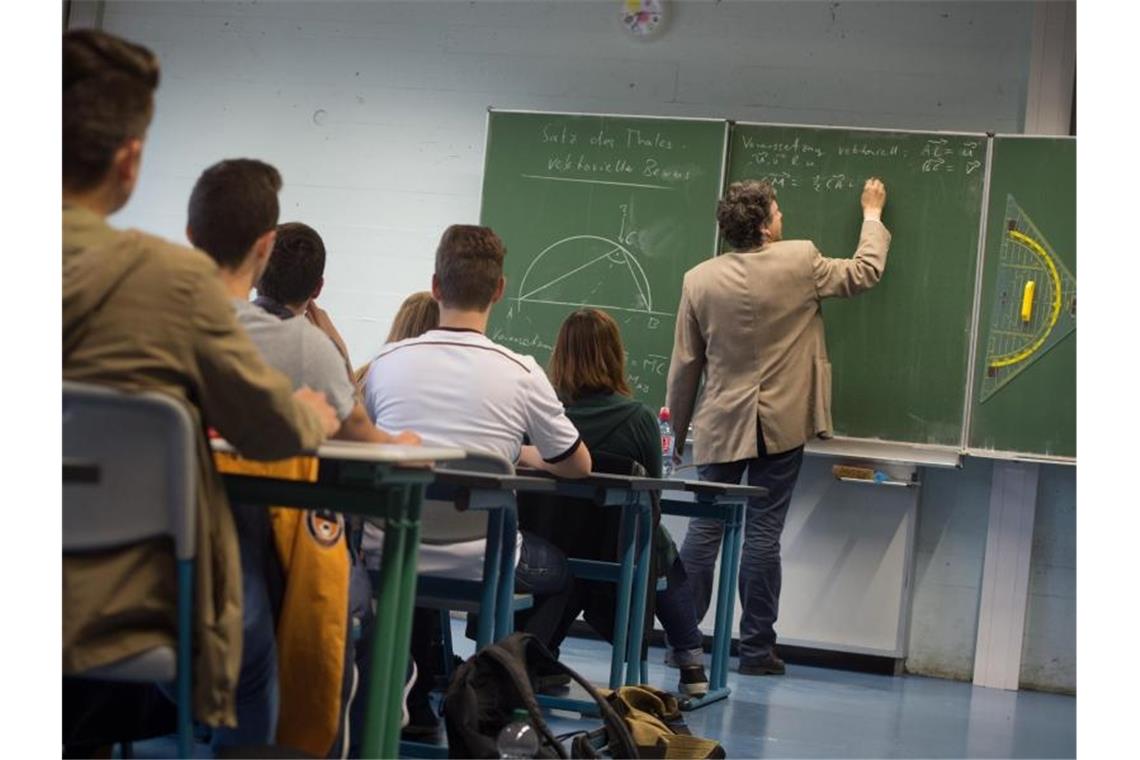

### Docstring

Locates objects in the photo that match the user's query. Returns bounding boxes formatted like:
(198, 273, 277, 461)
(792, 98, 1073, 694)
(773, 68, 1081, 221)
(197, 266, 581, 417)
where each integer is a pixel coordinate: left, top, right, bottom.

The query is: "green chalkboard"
(726, 123, 988, 447)
(481, 111, 728, 406)
(968, 137, 1076, 458)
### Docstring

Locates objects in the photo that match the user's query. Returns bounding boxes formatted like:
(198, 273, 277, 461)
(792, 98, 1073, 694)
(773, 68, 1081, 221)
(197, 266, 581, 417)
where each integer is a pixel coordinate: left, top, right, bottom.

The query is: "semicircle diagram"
(513, 234, 671, 316)
(979, 194, 1076, 404)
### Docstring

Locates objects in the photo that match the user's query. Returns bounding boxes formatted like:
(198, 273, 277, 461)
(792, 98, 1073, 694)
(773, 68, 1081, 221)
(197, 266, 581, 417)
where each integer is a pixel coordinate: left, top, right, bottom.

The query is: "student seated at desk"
(187, 162, 419, 449)
(185, 160, 420, 755)
(255, 221, 356, 383)
(541, 308, 710, 697)
(362, 225, 592, 734)
(62, 29, 338, 753)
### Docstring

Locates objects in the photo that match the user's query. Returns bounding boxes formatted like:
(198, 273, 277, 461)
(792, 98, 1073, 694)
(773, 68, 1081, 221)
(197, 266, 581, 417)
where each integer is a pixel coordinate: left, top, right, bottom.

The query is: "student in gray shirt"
(187, 159, 419, 447)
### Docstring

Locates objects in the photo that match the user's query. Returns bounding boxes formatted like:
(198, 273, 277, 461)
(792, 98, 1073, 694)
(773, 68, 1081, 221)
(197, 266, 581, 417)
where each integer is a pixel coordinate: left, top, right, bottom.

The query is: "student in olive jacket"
(62, 29, 336, 732)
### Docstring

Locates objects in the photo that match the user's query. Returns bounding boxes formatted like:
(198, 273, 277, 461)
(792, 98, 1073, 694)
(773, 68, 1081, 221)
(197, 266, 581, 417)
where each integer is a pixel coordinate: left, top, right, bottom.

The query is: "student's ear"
(185, 226, 196, 247)
(311, 277, 324, 301)
(115, 138, 144, 189)
(254, 228, 277, 264)
(491, 276, 506, 304)
(430, 274, 444, 302)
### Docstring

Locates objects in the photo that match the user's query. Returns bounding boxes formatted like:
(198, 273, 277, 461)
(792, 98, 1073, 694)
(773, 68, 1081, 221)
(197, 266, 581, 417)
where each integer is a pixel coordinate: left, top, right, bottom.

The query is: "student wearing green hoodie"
(545, 308, 709, 697)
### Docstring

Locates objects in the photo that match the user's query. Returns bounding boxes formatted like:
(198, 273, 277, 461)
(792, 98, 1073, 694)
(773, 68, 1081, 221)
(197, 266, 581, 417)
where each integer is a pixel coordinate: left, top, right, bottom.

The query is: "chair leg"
(439, 610, 456, 681)
(177, 560, 194, 759)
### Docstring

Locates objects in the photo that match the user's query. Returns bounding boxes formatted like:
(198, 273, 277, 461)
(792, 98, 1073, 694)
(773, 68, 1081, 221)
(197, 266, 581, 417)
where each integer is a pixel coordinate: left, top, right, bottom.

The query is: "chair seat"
(78, 646, 177, 683)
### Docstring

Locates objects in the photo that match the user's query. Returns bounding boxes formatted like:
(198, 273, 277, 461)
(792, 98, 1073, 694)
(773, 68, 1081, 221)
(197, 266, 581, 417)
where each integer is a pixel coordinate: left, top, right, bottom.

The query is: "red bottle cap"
(658, 407, 671, 422)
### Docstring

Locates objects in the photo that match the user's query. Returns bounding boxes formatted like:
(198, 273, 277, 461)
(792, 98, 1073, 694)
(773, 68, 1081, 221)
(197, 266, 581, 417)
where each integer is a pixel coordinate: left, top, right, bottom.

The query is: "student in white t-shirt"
(363, 225, 591, 730)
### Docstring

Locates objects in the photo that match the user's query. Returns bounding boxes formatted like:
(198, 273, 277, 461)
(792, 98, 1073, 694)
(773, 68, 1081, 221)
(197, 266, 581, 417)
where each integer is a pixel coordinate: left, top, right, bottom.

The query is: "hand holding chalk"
(861, 177, 886, 221)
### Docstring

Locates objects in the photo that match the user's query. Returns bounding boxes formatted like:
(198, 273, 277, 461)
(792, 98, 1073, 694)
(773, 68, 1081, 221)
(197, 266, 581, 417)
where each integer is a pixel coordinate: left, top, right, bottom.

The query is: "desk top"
(433, 469, 558, 493)
(211, 438, 466, 465)
(516, 467, 672, 491)
(664, 478, 768, 499)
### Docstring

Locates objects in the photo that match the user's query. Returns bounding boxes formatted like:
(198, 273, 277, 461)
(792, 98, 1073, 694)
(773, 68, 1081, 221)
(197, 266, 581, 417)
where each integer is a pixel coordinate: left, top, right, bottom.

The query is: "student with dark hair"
(257, 222, 355, 377)
(187, 167, 416, 448)
(186, 159, 420, 754)
(362, 224, 591, 735)
(545, 308, 710, 697)
(62, 28, 338, 745)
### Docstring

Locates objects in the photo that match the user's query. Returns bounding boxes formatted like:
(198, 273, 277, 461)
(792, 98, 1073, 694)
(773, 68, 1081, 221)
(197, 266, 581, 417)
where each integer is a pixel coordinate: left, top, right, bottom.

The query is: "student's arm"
(334, 401, 421, 445)
(520, 441, 591, 478)
(306, 301, 355, 381)
(813, 178, 891, 299)
(191, 273, 332, 458)
(636, 407, 664, 479)
(665, 279, 705, 459)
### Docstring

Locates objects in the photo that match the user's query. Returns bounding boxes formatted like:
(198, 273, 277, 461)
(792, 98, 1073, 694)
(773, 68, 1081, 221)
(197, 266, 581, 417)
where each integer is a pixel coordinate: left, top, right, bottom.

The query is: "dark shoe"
(739, 653, 786, 676)
(535, 671, 572, 694)
(678, 664, 709, 697)
(534, 660, 572, 693)
(400, 697, 441, 741)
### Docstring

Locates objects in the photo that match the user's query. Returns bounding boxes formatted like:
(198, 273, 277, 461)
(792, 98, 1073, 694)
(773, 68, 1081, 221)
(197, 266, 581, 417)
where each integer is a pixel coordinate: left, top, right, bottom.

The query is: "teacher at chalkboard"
(665, 176, 889, 675)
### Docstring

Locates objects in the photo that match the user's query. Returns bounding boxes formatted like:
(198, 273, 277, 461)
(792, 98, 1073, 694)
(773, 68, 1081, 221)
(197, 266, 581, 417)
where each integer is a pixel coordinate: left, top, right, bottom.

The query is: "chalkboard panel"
(481, 111, 728, 406)
(968, 136, 1076, 459)
(726, 123, 988, 447)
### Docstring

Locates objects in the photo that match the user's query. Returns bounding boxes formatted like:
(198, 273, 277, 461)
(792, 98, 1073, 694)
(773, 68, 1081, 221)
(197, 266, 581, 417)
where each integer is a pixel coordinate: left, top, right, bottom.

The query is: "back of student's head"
(434, 225, 506, 310)
(258, 222, 326, 305)
(62, 29, 160, 193)
(187, 159, 282, 269)
(549, 308, 631, 402)
(387, 291, 440, 342)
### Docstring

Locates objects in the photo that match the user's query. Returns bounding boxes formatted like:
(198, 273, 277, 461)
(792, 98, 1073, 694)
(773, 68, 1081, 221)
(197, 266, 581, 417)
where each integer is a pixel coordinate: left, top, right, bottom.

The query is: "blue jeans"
(210, 502, 280, 750)
(656, 557, 705, 667)
(680, 431, 805, 661)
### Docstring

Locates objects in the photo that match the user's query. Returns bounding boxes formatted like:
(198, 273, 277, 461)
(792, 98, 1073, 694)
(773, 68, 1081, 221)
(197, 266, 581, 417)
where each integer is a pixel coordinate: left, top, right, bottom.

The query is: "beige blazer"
(63, 205, 325, 727)
(666, 220, 891, 464)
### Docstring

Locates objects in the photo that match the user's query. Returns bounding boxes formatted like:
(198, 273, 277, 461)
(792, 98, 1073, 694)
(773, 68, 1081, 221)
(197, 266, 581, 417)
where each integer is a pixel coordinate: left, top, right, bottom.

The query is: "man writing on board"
(665, 177, 889, 675)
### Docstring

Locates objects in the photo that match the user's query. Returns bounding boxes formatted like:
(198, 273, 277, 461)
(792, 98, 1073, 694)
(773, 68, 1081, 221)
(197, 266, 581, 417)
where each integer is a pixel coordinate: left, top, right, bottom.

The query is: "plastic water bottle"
(659, 407, 675, 478)
(497, 708, 539, 758)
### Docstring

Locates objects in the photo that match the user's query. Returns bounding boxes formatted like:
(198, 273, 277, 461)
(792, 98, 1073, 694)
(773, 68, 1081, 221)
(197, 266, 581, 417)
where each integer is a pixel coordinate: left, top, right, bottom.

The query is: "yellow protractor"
(988, 229, 1063, 369)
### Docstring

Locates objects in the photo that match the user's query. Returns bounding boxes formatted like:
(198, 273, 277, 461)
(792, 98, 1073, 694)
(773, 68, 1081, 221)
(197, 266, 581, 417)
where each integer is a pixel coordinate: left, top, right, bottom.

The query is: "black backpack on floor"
(442, 633, 639, 758)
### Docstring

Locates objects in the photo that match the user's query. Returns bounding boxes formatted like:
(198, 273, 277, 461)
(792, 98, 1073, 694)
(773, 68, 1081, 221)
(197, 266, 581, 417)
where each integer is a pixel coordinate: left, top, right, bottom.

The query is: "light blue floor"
(452, 623, 1076, 759)
(129, 621, 1075, 758)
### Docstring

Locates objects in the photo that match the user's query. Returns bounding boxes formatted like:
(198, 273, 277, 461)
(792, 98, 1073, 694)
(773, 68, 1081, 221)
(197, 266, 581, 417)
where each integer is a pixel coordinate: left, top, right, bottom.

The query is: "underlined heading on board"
(534, 121, 697, 186)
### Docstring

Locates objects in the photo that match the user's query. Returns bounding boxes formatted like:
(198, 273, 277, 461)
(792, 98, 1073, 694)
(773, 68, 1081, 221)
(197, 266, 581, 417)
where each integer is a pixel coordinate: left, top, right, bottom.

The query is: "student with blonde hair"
(353, 291, 440, 387)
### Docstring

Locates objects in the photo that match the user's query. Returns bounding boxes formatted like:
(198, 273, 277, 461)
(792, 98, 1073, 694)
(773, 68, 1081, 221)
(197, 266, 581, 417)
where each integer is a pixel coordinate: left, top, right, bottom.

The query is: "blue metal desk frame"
(658, 479, 767, 710)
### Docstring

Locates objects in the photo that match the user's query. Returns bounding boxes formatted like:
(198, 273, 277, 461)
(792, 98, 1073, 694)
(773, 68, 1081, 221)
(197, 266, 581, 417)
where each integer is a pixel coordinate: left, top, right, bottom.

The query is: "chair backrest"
(419, 449, 515, 545)
(62, 381, 197, 560)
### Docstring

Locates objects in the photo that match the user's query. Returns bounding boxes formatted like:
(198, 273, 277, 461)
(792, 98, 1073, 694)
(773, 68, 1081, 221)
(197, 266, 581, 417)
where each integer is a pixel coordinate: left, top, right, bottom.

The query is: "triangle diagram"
(517, 235, 653, 313)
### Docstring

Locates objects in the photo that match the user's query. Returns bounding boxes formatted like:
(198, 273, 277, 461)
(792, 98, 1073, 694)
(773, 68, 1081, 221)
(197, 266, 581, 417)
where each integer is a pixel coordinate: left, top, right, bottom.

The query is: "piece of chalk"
(1020, 280, 1036, 322)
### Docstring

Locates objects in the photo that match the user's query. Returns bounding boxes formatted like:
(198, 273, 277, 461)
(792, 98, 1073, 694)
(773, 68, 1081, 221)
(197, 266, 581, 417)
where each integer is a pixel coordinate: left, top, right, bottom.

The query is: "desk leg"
(712, 502, 744, 690)
(477, 509, 504, 649)
(363, 486, 423, 759)
(494, 506, 518, 641)
(609, 497, 637, 689)
(624, 498, 653, 685)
